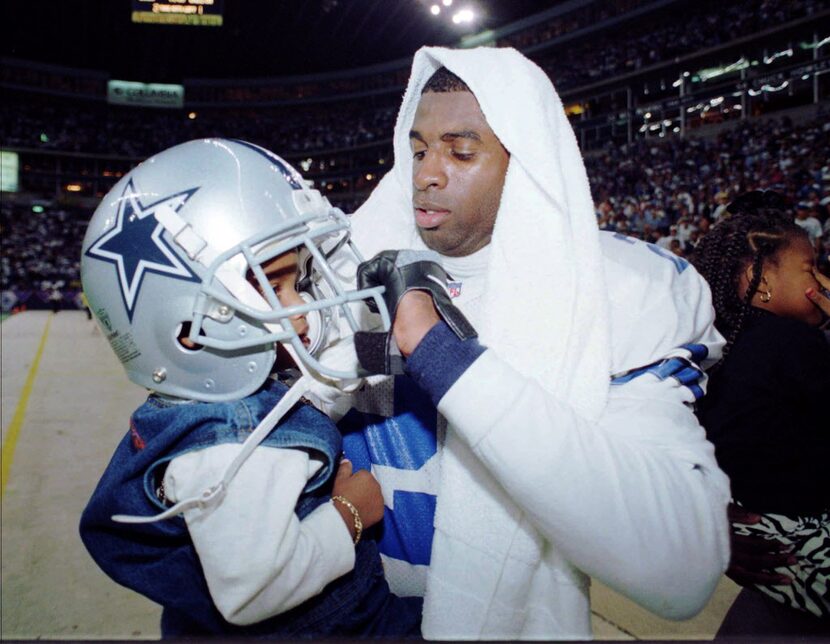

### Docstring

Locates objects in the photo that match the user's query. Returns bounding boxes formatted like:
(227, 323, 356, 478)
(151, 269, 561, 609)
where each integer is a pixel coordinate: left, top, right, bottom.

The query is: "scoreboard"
(132, 0, 224, 27)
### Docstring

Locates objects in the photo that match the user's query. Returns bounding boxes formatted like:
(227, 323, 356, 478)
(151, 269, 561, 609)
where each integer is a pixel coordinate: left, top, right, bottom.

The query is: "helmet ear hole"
(298, 291, 326, 356)
(176, 321, 204, 351)
(296, 248, 315, 293)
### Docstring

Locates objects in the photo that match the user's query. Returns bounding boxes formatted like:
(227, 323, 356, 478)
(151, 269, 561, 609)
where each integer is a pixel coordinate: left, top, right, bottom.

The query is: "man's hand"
(331, 459, 384, 541)
(393, 290, 441, 356)
(727, 503, 795, 587)
(354, 249, 476, 373)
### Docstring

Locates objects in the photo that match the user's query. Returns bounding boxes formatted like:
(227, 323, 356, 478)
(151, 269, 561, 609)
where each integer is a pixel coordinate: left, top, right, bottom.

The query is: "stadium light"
(452, 8, 475, 24)
(443, 0, 453, 5)
(697, 57, 749, 82)
(763, 48, 793, 64)
(431, 4, 440, 15)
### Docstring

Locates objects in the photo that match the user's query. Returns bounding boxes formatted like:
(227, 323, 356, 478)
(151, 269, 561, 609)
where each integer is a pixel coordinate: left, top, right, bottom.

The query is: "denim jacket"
(79, 377, 417, 638)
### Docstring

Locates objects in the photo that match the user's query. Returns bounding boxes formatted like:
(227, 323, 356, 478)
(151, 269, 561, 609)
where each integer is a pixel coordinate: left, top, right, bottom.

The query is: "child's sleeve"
(163, 444, 355, 626)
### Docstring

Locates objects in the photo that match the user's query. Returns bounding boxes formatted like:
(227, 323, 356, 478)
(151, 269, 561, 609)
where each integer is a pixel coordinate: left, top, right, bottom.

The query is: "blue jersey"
(339, 375, 439, 597)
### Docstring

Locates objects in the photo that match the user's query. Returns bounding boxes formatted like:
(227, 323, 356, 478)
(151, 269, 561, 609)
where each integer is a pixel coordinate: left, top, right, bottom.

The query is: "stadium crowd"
(188, 0, 826, 104)
(1, 200, 86, 311)
(588, 114, 830, 264)
(511, 0, 823, 92)
(1, 0, 823, 160)
(0, 97, 398, 158)
(3, 111, 827, 311)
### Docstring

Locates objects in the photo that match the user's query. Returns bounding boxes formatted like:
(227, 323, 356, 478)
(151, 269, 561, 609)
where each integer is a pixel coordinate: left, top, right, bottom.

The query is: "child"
(78, 139, 421, 637)
(692, 190, 830, 622)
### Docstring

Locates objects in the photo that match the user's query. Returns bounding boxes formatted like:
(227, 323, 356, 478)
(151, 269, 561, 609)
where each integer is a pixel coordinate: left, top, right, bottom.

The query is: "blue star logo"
(85, 180, 200, 321)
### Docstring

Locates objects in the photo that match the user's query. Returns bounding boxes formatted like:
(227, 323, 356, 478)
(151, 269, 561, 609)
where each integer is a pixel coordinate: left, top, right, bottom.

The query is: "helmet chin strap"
(113, 205, 320, 525)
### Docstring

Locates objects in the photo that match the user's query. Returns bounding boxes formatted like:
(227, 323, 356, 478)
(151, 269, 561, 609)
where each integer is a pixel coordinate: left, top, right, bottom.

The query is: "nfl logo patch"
(448, 281, 462, 299)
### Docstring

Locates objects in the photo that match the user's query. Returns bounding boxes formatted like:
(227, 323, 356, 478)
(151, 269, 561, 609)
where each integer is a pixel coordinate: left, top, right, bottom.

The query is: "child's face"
(758, 236, 824, 326)
(255, 250, 310, 345)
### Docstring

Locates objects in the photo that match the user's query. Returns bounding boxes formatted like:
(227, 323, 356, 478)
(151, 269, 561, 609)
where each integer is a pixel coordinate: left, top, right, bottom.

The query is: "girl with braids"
(692, 190, 830, 631)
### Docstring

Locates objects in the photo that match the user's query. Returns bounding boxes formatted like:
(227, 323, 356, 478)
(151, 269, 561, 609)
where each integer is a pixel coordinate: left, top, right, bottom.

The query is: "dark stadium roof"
(1, 0, 560, 81)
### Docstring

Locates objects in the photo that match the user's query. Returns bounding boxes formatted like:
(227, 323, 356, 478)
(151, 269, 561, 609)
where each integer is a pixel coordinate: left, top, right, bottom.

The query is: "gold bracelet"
(331, 495, 363, 545)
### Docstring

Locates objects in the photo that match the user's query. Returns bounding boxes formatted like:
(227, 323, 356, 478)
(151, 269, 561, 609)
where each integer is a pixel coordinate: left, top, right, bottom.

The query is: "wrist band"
(331, 495, 363, 545)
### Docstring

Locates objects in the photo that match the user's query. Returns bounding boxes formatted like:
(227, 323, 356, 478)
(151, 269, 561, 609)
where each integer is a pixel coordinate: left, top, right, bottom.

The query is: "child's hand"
(332, 459, 384, 539)
(806, 268, 830, 320)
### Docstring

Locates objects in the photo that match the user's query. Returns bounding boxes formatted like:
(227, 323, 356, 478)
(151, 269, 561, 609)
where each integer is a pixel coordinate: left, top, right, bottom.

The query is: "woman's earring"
(759, 277, 772, 303)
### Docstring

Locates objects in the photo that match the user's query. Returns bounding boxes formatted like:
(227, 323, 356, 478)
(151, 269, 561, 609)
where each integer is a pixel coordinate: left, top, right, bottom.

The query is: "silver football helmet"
(81, 138, 388, 402)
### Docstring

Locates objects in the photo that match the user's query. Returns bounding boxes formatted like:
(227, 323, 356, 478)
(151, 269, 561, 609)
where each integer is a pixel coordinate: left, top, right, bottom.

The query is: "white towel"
(351, 46, 611, 638)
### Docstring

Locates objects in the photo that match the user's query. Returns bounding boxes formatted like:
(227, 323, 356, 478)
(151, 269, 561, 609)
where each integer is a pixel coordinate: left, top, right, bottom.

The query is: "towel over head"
(350, 45, 612, 638)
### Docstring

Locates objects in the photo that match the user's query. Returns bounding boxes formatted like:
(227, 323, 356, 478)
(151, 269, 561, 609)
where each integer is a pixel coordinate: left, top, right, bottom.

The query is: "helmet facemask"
(183, 205, 389, 381)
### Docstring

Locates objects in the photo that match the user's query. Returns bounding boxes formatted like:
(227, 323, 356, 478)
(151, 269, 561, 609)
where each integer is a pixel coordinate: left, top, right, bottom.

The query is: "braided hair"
(690, 190, 808, 365)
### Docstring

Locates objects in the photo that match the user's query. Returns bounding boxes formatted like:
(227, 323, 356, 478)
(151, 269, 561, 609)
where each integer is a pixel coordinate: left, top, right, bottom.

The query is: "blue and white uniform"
(340, 233, 728, 611)
(329, 43, 731, 638)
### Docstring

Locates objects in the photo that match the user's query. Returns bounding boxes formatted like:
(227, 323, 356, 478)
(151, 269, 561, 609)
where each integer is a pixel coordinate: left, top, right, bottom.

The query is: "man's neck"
(439, 244, 491, 310)
(440, 243, 491, 281)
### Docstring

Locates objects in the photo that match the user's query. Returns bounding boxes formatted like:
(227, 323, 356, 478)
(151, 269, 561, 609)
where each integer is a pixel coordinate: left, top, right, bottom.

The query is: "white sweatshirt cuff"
(302, 501, 357, 579)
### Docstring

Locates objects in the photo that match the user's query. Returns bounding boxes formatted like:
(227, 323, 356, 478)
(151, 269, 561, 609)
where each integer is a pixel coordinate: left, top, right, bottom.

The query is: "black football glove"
(354, 249, 477, 375)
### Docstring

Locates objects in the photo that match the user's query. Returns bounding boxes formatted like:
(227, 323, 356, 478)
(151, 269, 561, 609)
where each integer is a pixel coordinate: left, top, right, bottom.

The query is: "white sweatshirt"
(162, 444, 355, 626)
(342, 232, 731, 639)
